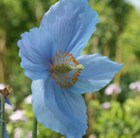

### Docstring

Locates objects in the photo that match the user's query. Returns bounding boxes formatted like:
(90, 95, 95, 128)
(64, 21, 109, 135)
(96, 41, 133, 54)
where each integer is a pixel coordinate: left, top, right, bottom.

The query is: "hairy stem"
(0, 95, 5, 138)
(32, 116, 38, 138)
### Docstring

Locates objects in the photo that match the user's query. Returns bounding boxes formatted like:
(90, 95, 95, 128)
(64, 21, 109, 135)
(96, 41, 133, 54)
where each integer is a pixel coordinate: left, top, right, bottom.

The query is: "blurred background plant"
(0, 0, 140, 137)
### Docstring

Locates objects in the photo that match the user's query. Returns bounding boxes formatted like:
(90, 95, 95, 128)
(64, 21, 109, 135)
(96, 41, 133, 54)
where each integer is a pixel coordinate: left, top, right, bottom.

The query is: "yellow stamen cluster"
(50, 51, 84, 89)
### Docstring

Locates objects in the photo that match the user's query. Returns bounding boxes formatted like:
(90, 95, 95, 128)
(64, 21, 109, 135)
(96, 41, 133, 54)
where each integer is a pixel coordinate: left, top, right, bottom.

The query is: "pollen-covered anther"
(50, 52, 84, 89)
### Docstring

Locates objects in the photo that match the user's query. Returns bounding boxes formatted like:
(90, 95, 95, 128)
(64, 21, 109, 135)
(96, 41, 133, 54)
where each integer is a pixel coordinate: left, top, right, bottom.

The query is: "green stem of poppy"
(32, 115, 38, 138)
(0, 95, 5, 138)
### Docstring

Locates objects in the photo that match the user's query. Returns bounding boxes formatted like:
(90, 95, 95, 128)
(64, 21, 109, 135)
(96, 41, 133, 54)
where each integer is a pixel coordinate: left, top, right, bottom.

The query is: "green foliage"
(86, 0, 132, 58)
(89, 95, 140, 138)
(119, 10, 140, 79)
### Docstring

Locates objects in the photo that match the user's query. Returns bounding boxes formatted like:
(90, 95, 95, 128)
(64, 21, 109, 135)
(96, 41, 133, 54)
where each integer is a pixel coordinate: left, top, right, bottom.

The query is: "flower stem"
(0, 95, 5, 138)
(32, 116, 38, 138)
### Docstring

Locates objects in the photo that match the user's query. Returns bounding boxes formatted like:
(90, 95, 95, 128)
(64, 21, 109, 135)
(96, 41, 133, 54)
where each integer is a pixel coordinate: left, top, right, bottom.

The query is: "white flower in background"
(14, 128, 22, 138)
(9, 110, 27, 122)
(105, 83, 121, 95)
(24, 95, 32, 104)
(0, 83, 5, 90)
(129, 81, 140, 92)
(88, 134, 97, 138)
(27, 131, 32, 138)
(5, 103, 14, 112)
(101, 102, 111, 109)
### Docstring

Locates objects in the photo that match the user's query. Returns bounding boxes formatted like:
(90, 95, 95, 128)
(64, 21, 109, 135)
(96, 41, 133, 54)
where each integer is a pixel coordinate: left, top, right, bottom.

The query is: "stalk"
(0, 95, 5, 138)
(32, 116, 38, 138)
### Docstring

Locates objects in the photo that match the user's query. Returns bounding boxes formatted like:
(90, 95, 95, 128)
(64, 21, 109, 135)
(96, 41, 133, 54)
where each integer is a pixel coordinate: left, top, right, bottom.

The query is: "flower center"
(50, 51, 84, 89)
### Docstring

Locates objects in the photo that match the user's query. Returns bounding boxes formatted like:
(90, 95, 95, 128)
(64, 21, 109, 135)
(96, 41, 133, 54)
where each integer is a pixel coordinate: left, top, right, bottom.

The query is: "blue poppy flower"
(18, 0, 122, 137)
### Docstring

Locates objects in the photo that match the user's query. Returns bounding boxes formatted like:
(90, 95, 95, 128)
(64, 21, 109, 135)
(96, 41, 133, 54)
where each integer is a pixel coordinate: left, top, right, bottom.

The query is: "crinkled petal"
(32, 77, 87, 138)
(18, 27, 55, 80)
(40, 0, 98, 57)
(70, 54, 123, 94)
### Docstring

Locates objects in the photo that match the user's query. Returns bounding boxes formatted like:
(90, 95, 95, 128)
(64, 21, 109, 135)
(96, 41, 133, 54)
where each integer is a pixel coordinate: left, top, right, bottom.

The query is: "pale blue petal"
(70, 54, 123, 94)
(18, 27, 55, 80)
(32, 77, 87, 138)
(40, 0, 98, 57)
